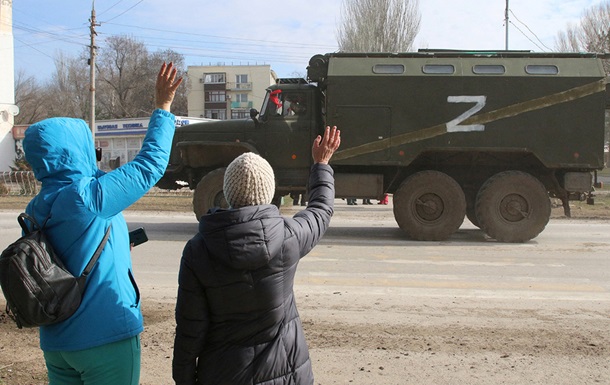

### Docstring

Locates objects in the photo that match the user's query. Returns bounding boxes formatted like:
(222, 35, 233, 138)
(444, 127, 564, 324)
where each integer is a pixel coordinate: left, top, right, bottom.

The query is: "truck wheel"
(393, 171, 466, 241)
(475, 171, 550, 243)
(193, 168, 227, 220)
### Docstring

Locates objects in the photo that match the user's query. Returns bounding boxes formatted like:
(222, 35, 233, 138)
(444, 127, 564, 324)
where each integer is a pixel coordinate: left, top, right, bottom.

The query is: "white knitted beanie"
(223, 152, 275, 208)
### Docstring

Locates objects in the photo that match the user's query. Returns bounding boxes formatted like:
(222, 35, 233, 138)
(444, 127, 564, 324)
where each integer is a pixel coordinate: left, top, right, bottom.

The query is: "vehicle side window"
(283, 93, 307, 117)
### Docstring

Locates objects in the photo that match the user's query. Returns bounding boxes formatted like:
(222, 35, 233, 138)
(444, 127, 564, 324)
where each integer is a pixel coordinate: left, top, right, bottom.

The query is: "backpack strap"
(81, 224, 112, 279)
(17, 212, 49, 235)
(18, 212, 111, 287)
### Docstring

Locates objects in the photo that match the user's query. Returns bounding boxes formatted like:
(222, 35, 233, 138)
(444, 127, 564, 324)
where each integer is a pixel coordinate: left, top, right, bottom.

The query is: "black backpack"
(0, 213, 110, 329)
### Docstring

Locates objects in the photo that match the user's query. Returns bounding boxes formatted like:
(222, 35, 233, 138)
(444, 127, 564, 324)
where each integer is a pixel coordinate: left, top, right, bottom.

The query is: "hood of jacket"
(23, 117, 98, 184)
(199, 205, 285, 270)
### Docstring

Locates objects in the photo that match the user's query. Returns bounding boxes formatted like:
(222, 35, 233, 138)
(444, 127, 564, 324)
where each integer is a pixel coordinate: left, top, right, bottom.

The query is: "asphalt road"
(1, 205, 608, 301)
(1, 205, 609, 384)
(112, 204, 609, 303)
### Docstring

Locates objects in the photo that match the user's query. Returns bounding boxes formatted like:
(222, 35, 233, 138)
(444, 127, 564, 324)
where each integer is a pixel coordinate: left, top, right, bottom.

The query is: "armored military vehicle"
(157, 50, 608, 242)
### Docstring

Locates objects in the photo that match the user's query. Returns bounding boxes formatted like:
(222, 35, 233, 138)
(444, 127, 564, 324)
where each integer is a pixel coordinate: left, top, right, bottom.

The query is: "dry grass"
(0, 195, 194, 213)
(1, 193, 610, 219)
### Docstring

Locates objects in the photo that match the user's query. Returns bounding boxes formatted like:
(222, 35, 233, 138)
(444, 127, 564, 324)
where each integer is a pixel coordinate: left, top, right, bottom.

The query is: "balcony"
(231, 101, 253, 109)
(226, 82, 252, 91)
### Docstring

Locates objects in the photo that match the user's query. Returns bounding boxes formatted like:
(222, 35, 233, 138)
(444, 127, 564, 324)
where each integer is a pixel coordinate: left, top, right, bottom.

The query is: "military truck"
(156, 50, 608, 242)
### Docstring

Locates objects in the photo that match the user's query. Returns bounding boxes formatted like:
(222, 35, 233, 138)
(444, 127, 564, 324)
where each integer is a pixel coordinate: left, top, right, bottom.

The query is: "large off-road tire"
(393, 171, 466, 241)
(475, 171, 550, 243)
(193, 168, 228, 220)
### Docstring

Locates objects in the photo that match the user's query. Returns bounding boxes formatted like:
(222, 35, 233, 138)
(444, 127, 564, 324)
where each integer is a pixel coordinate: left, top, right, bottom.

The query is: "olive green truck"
(157, 50, 608, 242)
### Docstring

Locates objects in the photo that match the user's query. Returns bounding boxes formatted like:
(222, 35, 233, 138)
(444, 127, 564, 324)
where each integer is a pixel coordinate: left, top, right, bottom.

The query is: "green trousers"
(43, 335, 141, 385)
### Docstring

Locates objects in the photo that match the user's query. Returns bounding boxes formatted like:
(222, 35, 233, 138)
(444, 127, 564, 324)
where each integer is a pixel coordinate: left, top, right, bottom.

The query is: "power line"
(101, 0, 144, 23)
(508, 21, 547, 52)
(10, 6, 89, 45)
(102, 22, 336, 50)
(509, 10, 552, 52)
(95, 32, 331, 60)
(98, 0, 127, 18)
(12, 26, 88, 49)
(91, 21, 336, 67)
(12, 2, 337, 78)
(11, 21, 88, 44)
(12, 36, 56, 60)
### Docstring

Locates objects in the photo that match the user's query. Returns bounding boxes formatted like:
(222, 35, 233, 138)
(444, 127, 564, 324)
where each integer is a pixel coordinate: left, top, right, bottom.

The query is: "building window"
(235, 93, 248, 102)
(204, 73, 226, 83)
(236, 74, 248, 83)
(206, 91, 226, 102)
(232, 110, 249, 119)
(205, 109, 227, 120)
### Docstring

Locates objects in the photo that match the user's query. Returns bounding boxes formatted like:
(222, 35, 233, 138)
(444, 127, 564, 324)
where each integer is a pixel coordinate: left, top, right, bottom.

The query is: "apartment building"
(187, 64, 277, 119)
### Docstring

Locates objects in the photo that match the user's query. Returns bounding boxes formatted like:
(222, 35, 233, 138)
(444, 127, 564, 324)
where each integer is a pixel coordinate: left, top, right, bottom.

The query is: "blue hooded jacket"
(23, 109, 175, 352)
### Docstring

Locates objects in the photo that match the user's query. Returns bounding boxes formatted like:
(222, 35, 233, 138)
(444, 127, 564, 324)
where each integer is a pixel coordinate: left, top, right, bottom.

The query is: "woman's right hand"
(155, 62, 183, 112)
(312, 126, 341, 165)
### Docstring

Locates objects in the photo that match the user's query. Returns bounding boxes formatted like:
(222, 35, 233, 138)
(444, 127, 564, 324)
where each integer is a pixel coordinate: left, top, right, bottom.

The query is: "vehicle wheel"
(192, 168, 227, 220)
(475, 171, 550, 243)
(393, 171, 466, 241)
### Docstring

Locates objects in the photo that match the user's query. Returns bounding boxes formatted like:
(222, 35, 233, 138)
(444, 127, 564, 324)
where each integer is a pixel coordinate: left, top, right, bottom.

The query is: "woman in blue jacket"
(22, 62, 182, 385)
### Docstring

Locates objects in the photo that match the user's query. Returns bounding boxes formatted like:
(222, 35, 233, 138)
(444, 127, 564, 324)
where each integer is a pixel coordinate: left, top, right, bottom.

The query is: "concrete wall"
(0, 0, 18, 171)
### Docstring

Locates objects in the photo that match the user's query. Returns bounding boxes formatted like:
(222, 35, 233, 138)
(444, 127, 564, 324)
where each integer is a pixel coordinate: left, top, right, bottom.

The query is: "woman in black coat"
(173, 126, 341, 385)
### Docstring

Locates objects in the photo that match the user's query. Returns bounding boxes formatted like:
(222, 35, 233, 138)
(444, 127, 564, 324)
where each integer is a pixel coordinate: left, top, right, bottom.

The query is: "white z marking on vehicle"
(446, 95, 487, 132)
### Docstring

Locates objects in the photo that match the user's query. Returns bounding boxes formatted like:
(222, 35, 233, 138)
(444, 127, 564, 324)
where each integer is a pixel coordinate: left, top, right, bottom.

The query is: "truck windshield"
(260, 93, 271, 119)
(260, 89, 282, 120)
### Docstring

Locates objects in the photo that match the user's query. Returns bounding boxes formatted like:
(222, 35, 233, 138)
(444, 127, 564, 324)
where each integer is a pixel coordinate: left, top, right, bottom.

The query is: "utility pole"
(89, 1, 100, 137)
(504, 0, 509, 50)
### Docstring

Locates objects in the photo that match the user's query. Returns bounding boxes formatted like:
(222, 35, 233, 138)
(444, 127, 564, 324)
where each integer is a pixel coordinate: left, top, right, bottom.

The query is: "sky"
(8, 0, 602, 81)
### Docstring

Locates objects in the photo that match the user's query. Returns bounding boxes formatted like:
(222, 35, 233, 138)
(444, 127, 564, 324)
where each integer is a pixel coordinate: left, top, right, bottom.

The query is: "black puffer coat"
(173, 163, 335, 385)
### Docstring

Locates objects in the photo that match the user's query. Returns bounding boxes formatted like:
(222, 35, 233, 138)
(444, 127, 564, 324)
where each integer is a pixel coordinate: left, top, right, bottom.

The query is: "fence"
(0, 171, 39, 196)
(0, 172, 193, 197)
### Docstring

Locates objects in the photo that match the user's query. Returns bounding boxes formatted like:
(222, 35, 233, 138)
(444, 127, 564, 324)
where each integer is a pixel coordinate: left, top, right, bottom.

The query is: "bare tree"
(555, 26, 581, 52)
(96, 35, 151, 119)
(15, 35, 187, 122)
(337, 0, 421, 52)
(555, 2, 610, 55)
(14, 70, 48, 125)
(46, 52, 90, 120)
(149, 49, 189, 116)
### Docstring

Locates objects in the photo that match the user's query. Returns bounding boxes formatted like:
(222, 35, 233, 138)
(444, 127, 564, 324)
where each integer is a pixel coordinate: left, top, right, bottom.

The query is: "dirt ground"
(0, 193, 609, 384)
(1, 297, 609, 385)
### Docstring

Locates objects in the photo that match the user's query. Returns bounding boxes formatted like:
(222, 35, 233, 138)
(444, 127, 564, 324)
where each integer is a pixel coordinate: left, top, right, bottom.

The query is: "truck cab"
(157, 78, 323, 219)
(253, 80, 324, 191)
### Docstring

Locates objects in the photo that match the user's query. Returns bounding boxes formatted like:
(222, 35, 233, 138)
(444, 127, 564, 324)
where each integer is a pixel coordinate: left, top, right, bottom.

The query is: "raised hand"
(312, 126, 341, 165)
(155, 62, 183, 112)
